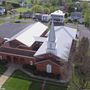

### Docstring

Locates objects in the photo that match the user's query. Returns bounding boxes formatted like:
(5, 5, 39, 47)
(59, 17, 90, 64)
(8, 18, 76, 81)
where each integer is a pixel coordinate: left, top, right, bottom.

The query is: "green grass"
(2, 70, 68, 90)
(29, 81, 42, 90)
(46, 84, 67, 90)
(0, 20, 5, 24)
(16, 8, 31, 13)
(2, 70, 42, 90)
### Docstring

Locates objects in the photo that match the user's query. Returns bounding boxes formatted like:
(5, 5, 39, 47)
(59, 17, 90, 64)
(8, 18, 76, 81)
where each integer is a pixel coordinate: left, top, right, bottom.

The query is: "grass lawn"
(2, 70, 68, 90)
(2, 70, 42, 90)
(46, 84, 67, 90)
(0, 20, 5, 24)
(16, 8, 31, 13)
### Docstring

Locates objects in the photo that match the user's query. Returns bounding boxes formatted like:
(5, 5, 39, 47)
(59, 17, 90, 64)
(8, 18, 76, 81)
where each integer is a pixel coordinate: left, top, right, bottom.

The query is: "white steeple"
(47, 21, 57, 55)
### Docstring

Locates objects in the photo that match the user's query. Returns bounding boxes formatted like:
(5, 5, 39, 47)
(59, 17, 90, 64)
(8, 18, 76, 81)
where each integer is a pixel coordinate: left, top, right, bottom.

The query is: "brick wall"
(36, 60, 61, 75)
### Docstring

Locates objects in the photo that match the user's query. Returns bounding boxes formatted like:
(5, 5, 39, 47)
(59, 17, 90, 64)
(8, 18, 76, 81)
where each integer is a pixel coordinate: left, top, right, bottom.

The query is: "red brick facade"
(36, 60, 60, 74)
(35, 60, 67, 80)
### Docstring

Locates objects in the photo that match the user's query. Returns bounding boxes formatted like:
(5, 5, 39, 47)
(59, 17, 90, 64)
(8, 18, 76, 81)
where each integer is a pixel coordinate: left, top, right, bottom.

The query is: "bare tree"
(73, 37, 90, 90)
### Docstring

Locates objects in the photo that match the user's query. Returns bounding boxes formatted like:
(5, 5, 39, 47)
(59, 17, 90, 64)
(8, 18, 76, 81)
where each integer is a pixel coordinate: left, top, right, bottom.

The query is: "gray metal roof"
(0, 23, 30, 38)
(34, 26, 77, 61)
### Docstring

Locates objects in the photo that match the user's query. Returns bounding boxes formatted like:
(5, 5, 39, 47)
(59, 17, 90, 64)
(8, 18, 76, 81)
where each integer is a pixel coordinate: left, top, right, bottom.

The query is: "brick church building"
(0, 21, 77, 82)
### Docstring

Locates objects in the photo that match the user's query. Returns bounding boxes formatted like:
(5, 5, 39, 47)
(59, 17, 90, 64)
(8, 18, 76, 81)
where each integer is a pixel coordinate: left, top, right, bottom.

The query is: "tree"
(43, 7, 50, 14)
(31, 4, 43, 13)
(84, 8, 90, 27)
(66, 0, 73, 4)
(68, 3, 75, 13)
(50, 0, 60, 6)
(49, 6, 55, 13)
(80, 2, 90, 27)
(73, 37, 90, 90)
(5, 2, 13, 10)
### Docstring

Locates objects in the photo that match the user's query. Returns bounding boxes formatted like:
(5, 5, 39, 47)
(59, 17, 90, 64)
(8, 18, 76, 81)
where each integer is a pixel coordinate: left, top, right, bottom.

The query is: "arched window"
(46, 64, 52, 73)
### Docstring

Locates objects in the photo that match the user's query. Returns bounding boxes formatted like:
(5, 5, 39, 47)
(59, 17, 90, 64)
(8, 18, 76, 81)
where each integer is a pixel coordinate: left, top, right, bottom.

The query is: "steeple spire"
(47, 21, 57, 55)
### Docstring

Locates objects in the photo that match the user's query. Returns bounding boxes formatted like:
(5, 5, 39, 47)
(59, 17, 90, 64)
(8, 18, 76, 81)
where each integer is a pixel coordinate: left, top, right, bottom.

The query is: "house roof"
(51, 10, 65, 16)
(34, 26, 77, 61)
(70, 12, 82, 19)
(11, 22, 48, 47)
(0, 23, 30, 39)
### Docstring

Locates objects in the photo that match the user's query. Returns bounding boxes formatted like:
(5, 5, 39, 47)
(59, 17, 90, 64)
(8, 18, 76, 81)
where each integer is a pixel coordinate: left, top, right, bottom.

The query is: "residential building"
(33, 13, 50, 22)
(0, 7, 6, 15)
(51, 10, 65, 26)
(68, 12, 84, 24)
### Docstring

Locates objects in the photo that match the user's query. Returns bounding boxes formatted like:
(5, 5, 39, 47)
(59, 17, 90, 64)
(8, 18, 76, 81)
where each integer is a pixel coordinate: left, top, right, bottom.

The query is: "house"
(0, 21, 77, 82)
(51, 10, 65, 26)
(41, 14, 50, 22)
(68, 12, 84, 24)
(33, 13, 50, 22)
(0, 6, 6, 15)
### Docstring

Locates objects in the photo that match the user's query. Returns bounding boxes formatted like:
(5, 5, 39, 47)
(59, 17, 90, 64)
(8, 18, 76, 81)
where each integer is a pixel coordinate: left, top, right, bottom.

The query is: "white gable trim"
(35, 59, 60, 67)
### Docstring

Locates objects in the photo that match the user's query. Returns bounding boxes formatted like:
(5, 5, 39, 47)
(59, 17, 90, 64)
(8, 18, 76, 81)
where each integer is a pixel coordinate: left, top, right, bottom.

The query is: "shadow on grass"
(28, 81, 42, 90)
(10, 70, 42, 90)
(10, 70, 31, 81)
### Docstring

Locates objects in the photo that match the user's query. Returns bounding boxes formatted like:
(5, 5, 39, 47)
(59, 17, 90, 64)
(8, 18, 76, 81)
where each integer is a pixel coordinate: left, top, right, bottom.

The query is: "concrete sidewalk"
(0, 63, 21, 88)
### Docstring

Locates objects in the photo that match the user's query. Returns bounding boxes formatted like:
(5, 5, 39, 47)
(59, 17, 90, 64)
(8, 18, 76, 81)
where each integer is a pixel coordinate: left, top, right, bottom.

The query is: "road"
(66, 23, 90, 40)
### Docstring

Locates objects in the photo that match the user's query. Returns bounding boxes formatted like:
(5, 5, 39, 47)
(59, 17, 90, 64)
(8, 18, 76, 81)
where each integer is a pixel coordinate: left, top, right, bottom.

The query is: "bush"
(23, 64, 36, 74)
(0, 60, 8, 65)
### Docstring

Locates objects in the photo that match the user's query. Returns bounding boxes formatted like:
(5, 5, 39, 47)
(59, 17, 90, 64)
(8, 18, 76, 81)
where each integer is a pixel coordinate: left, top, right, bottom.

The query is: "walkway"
(0, 63, 21, 88)
(41, 80, 46, 90)
(20, 68, 68, 85)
